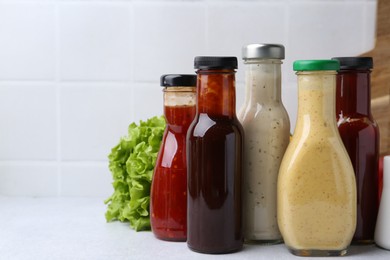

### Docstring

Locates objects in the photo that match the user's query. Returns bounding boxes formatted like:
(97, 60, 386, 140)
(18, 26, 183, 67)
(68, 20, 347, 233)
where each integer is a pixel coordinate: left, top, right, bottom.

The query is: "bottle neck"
(336, 70, 372, 117)
(243, 59, 282, 104)
(163, 87, 196, 130)
(196, 69, 237, 118)
(296, 71, 338, 129)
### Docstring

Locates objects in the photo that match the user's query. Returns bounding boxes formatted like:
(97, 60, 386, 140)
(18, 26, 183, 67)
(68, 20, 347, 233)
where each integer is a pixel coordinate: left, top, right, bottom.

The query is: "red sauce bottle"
(150, 74, 196, 241)
(333, 57, 380, 244)
(187, 57, 244, 253)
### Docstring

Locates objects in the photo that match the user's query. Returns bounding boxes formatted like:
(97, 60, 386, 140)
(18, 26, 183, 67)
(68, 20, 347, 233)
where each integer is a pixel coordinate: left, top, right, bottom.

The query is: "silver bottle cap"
(242, 43, 285, 60)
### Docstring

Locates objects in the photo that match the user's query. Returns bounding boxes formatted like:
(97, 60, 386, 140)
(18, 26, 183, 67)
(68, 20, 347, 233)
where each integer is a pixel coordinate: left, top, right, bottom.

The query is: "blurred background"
(0, 0, 381, 197)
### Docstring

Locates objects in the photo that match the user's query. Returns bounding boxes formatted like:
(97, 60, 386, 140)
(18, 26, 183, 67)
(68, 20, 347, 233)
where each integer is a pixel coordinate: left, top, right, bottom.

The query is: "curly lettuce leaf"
(104, 116, 165, 231)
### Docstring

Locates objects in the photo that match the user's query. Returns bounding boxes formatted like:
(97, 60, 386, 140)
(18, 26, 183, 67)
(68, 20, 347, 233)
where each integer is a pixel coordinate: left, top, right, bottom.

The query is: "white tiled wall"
(59, 3, 133, 81)
(0, 3, 56, 80)
(0, 0, 377, 197)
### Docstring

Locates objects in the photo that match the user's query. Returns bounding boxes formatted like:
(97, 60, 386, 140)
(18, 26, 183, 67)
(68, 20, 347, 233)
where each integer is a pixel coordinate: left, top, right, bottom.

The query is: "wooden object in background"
(362, 0, 390, 155)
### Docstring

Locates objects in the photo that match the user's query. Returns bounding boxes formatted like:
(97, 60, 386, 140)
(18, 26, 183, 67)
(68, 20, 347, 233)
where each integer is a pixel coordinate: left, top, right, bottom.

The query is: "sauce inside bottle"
(151, 75, 196, 241)
(187, 57, 244, 254)
(333, 57, 379, 244)
(278, 60, 356, 256)
(238, 44, 290, 244)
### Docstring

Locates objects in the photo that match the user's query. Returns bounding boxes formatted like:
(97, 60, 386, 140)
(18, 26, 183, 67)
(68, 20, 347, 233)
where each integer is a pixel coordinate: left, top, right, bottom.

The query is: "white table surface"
(1, 196, 390, 260)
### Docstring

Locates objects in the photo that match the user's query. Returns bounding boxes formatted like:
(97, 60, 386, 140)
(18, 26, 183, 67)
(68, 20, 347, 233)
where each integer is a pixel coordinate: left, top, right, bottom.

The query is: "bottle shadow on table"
(348, 244, 386, 256)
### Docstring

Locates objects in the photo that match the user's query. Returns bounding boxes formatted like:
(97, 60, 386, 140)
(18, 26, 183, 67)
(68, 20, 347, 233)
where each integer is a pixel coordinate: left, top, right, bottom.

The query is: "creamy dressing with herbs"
(239, 61, 290, 242)
(277, 71, 356, 251)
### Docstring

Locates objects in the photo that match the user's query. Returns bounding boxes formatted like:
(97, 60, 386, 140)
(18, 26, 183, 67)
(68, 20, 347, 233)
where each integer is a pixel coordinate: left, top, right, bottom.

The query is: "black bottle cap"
(331, 57, 373, 70)
(160, 74, 197, 87)
(194, 56, 238, 70)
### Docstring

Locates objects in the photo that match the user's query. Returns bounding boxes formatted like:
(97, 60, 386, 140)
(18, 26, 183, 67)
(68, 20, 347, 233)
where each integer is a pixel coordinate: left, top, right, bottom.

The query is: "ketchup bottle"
(333, 57, 380, 244)
(187, 57, 244, 253)
(150, 74, 196, 241)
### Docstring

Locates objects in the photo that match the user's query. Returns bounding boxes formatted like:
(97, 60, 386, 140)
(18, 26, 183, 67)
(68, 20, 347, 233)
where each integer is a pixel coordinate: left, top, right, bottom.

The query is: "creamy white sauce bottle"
(375, 155, 390, 250)
(238, 44, 290, 244)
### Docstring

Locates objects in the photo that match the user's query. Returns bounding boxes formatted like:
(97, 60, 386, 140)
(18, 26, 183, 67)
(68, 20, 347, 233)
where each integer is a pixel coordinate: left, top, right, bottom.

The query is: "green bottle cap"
(293, 60, 340, 71)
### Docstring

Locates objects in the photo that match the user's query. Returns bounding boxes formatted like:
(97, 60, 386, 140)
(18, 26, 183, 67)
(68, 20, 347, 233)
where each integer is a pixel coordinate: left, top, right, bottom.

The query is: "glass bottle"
(238, 43, 290, 244)
(150, 74, 196, 241)
(187, 56, 244, 254)
(333, 57, 379, 244)
(375, 155, 390, 250)
(278, 60, 356, 256)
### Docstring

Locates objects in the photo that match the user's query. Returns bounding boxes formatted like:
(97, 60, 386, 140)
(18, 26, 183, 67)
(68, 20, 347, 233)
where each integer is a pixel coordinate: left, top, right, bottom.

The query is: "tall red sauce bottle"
(333, 57, 380, 244)
(187, 56, 244, 254)
(150, 74, 196, 241)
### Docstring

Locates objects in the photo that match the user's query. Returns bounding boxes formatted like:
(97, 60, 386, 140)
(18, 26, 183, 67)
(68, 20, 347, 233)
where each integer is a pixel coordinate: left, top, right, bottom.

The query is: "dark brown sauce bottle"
(333, 57, 380, 244)
(187, 57, 244, 254)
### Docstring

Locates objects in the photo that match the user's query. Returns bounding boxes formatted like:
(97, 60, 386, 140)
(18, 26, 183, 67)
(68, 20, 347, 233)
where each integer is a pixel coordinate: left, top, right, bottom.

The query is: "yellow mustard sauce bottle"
(277, 60, 357, 256)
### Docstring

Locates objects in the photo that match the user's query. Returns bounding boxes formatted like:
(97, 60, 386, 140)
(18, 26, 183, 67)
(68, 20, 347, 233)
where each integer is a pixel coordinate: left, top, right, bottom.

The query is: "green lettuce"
(104, 116, 166, 231)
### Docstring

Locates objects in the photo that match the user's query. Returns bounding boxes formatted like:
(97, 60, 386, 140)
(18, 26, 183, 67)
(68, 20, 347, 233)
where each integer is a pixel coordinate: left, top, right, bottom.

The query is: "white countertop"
(1, 196, 390, 260)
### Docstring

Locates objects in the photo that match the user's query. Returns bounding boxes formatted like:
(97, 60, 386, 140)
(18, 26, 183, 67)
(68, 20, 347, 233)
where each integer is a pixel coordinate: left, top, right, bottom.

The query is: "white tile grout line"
(284, 0, 289, 48)
(130, 2, 135, 122)
(55, 2, 62, 197)
(205, 1, 209, 54)
(364, 0, 376, 52)
(361, 1, 368, 54)
(0, 160, 108, 166)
